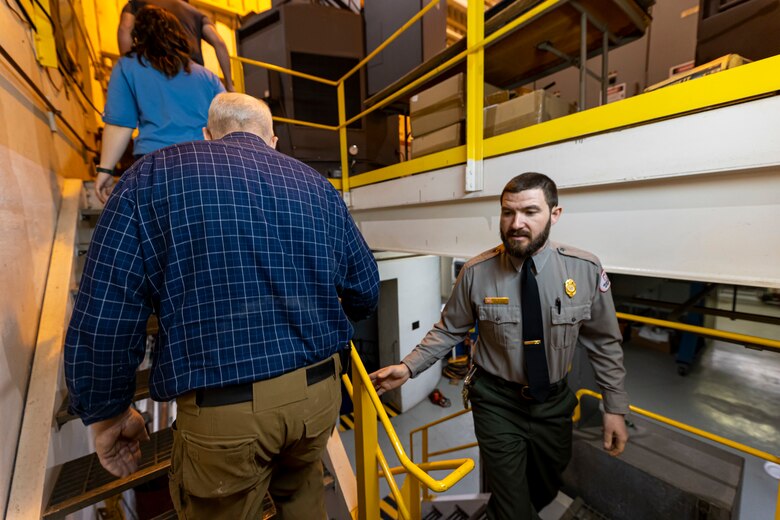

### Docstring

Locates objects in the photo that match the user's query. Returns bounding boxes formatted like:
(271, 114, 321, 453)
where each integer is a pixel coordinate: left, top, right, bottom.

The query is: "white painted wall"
(375, 253, 444, 412)
(0, 7, 93, 515)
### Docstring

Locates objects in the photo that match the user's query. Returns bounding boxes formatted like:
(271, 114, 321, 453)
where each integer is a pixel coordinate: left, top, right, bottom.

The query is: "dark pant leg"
(469, 375, 577, 520)
(526, 388, 578, 512)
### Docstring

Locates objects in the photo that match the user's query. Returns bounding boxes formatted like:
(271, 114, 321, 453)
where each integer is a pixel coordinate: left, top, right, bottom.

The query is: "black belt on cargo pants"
(195, 357, 336, 407)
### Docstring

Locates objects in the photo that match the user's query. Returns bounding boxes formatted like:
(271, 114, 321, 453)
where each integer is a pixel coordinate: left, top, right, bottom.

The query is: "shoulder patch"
(554, 242, 601, 267)
(599, 269, 611, 293)
(463, 246, 502, 270)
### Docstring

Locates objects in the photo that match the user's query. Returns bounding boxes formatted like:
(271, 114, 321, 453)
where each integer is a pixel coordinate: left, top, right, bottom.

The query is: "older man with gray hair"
(65, 93, 379, 519)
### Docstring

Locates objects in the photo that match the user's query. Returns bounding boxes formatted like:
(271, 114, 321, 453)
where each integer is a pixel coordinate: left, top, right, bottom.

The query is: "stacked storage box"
(410, 73, 573, 158)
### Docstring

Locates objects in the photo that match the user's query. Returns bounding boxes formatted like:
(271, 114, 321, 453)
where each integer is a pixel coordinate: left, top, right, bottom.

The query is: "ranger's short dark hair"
(500, 172, 558, 209)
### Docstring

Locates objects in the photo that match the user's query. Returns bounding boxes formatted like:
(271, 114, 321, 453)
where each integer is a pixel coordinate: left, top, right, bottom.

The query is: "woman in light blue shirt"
(95, 5, 225, 202)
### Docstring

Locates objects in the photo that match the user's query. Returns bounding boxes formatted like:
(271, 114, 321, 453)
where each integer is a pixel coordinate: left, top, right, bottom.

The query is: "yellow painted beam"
(351, 56, 780, 189)
(351, 145, 466, 188)
(485, 55, 780, 159)
(465, 0, 484, 192)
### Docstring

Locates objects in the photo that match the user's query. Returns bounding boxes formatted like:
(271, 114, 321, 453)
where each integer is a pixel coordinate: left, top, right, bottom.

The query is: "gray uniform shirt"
(402, 241, 629, 414)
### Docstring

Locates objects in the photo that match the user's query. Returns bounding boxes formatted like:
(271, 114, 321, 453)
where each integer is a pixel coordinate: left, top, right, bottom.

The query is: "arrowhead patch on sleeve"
(599, 269, 611, 293)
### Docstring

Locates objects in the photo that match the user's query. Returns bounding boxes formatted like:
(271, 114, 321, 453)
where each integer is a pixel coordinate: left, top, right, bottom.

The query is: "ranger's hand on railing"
(369, 363, 411, 396)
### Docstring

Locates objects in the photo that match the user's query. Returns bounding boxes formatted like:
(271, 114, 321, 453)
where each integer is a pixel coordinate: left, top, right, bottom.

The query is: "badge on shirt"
(564, 279, 576, 298)
(483, 297, 510, 304)
(599, 269, 611, 293)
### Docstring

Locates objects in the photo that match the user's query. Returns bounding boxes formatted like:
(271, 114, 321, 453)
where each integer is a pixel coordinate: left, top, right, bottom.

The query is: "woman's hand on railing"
(369, 363, 411, 396)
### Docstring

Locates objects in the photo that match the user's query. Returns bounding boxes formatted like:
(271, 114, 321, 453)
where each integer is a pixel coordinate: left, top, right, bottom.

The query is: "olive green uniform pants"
(169, 355, 341, 519)
(468, 369, 579, 520)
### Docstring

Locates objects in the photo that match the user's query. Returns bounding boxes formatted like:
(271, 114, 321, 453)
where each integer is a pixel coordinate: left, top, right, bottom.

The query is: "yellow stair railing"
(404, 382, 780, 519)
(346, 344, 475, 520)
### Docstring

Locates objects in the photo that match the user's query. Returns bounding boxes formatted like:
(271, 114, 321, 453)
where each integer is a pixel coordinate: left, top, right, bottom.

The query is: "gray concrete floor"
(339, 338, 780, 519)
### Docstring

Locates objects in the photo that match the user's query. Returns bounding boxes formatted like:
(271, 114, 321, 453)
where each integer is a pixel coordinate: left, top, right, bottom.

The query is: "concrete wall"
(0, 2, 95, 514)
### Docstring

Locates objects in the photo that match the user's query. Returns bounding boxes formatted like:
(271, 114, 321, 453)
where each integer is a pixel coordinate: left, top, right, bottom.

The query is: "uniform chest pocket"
(478, 304, 521, 349)
(550, 304, 591, 350)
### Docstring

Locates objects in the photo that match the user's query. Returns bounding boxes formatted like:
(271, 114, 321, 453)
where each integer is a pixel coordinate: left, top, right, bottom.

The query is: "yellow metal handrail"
(341, 373, 411, 520)
(617, 312, 780, 352)
(348, 345, 475, 519)
(350, 347, 475, 490)
(574, 389, 780, 519)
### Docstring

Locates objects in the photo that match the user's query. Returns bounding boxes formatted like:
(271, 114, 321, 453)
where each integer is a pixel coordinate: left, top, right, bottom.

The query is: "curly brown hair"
(131, 5, 192, 78)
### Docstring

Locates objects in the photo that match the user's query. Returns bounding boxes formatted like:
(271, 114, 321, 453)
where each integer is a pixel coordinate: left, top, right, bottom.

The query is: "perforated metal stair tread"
(44, 426, 278, 519)
(43, 428, 173, 519)
(56, 369, 151, 428)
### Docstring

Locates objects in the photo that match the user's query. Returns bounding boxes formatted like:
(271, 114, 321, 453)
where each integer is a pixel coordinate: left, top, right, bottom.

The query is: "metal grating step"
(44, 428, 173, 519)
(45, 426, 278, 519)
(561, 497, 610, 520)
(55, 369, 152, 428)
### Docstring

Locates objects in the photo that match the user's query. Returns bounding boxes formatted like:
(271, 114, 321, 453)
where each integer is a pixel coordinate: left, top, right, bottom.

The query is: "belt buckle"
(520, 385, 533, 400)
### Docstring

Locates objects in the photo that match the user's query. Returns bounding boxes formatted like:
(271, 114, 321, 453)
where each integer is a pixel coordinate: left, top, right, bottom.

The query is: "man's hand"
(91, 407, 150, 477)
(95, 171, 115, 204)
(603, 412, 628, 456)
(370, 364, 411, 396)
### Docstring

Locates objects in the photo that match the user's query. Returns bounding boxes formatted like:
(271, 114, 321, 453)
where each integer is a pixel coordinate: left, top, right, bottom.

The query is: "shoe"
(428, 389, 451, 408)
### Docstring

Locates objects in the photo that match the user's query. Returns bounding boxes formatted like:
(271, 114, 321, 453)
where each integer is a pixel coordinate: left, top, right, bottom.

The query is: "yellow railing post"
(337, 81, 351, 201)
(403, 474, 422, 520)
(233, 57, 246, 94)
(352, 358, 379, 520)
(422, 428, 431, 500)
(465, 0, 485, 192)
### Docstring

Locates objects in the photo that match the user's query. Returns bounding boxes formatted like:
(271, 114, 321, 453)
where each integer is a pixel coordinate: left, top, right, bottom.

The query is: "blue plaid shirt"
(65, 133, 379, 425)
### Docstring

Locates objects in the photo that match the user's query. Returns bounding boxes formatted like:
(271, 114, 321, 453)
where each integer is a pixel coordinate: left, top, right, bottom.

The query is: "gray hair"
(207, 93, 274, 143)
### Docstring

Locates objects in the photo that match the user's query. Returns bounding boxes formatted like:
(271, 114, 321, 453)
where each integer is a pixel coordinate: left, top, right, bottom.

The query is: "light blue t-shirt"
(103, 56, 225, 156)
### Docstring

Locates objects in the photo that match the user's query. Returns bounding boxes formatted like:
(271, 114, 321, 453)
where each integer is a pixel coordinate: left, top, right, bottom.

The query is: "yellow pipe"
(381, 459, 475, 477)
(573, 389, 780, 465)
(350, 347, 475, 492)
(271, 116, 338, 132)
(329, 178, 342, 190)
(375, 441, 411, 520)
(340, 0, 564, 129)
(343, 48, 469, 128)
(617, 312, 780, 352)
(478, 0, 565, 54)
(340, 0, 441, 83)
(428, 443, 479, 459)
(337, 82, 350, 194)
(230, 55, 338, 86)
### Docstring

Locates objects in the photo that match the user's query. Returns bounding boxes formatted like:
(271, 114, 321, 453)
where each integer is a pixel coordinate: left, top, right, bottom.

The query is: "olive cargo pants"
(169, 354, 341, 519)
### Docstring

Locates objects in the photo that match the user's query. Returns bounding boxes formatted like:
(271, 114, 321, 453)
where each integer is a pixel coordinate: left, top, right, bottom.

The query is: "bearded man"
(370, 172, 629, 520)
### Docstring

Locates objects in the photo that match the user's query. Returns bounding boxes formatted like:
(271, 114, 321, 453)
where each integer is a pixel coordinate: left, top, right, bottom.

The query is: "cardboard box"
(630, 325, 672, 353)
(411, 122, 463, 158)
(410, 74, 507, 136)
(644, 54, 750, 92)
(484, 90, 572, 138)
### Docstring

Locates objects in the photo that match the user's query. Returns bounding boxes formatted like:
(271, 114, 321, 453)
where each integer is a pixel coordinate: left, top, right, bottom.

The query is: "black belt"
(475, 365, 567, 402)
(195, 357, 335, 407)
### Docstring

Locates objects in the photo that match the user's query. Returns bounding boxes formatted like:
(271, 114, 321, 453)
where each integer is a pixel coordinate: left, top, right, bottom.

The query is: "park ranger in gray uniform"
(371, 172, 629, 520)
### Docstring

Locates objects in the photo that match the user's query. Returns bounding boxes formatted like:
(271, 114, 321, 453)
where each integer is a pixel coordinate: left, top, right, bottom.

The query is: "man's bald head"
(205, 93, 276, 147)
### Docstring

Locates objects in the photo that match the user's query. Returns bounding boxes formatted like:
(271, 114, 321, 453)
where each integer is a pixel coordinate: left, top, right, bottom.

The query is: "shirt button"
(571, 317, 576, 323)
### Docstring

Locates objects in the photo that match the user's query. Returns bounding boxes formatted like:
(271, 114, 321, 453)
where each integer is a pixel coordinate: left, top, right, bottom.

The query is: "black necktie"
(521, 257, 550, 402)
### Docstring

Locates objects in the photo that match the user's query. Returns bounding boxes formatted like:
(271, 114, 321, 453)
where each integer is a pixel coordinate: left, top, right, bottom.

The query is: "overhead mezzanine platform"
(346, 56, 780, 289)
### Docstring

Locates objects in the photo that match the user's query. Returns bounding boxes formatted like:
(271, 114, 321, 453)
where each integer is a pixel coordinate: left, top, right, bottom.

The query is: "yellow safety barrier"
(348, 345, 475, 520)
(617, 312, 780, 352)
(574, 389, 780, 520)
